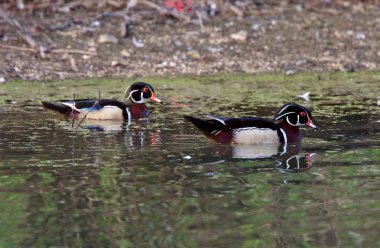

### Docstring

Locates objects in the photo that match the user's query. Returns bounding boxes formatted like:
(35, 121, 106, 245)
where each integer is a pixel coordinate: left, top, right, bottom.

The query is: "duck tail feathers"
(42, 101, 73, 115)
(184, 115, 228, 137)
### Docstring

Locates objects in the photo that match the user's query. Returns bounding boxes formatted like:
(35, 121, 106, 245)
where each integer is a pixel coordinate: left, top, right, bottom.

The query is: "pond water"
(0, 73, 379, 247)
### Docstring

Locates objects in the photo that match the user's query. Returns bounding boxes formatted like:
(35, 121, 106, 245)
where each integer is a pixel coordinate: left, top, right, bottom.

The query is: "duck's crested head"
(274, 103, 317, 129)
(125, 82, 162, 104)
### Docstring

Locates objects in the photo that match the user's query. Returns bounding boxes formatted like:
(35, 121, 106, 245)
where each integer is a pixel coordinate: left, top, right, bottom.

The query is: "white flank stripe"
(275, 111, 295, 120)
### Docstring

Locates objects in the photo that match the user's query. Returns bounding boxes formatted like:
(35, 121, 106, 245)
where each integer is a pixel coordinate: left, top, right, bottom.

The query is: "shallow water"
(0, 73, 379, 247)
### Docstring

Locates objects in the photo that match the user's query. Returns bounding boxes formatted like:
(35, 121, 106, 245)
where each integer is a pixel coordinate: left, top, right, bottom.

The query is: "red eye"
(300, 112, 306, 116)
(143, 87, 149, 93)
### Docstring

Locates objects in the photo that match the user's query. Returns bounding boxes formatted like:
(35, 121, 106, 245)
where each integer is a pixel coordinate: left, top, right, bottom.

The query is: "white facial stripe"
(128, 90, 145, 103)
(276, 111, 296, 120)
(277, 105, 290, 115)
(286, 116, 297, 126)
(127, 90, 137, 100)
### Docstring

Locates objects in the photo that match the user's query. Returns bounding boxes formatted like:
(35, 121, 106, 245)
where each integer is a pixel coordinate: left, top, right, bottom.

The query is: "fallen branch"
(196, 11, 205, 31)
(0, 7, 39, 48)
(225, 3, 243, 17)
(0, 44, 35, 53)
(0, 44, 97, 56)
(51, 49, 97, 56)
(76, 91, 101, 129)
(71, 93, 76, 128)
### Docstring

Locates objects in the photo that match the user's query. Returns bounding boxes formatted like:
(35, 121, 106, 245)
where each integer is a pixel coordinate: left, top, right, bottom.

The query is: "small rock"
(91, 21, 100, 27)
(17, 1, 25, 9)
(187, 50, 200, 59)
(174, 40, 183, 47)
(356, 32, 366, 40)
(88, 47, 97, 53)
(87, 39, 97, 47)
(208, 2, 218, 16)
(1, 34, 8, 42)
(98, 34, 118, 44)
(286, 70, 295, 76)
(251, 23, 261, 31)
(121, 50, 130, 57)
(295, 4, 303, 12)
(230, 30, 247, 42)
(169, 62, 177, 67)
(205, 46, 224, 53)
(156, 61, 168, 68)
(111, 61, 121, 66)
(82, 55, 91, 60)
(132, 37, 144, 48)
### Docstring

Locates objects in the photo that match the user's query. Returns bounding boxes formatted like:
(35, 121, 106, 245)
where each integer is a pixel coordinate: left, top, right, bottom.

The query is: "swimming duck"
(184, 103, 317, 144)
(42, 82, 162, 121)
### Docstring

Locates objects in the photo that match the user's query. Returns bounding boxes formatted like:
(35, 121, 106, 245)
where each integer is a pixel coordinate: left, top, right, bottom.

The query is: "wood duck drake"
(184, 103, 317, 144)
(42, 82, 162, 121)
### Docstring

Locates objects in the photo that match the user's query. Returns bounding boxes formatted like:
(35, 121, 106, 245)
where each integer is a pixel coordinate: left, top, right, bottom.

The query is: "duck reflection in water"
(80, 119, 150, 132)
(210, 142, 317, 173)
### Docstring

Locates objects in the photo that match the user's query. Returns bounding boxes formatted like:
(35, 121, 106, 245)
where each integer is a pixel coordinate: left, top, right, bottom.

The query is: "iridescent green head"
(124, 82, 162, 104)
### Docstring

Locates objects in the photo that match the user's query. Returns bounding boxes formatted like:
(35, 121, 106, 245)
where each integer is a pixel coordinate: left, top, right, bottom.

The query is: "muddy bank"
(1, 1, 380, 81)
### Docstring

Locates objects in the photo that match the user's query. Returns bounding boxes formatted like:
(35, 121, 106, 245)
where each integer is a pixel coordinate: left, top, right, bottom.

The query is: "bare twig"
(76, 91, 101, 129)
(196, 11, 205, 31)
(0, 44, 35, 52)
(71, 93, 76, 128)
(0, 44, 97, 56)
(51, 49, 97, 55)
(0, 7, 39, 48)
(225, 3, 243, 17)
